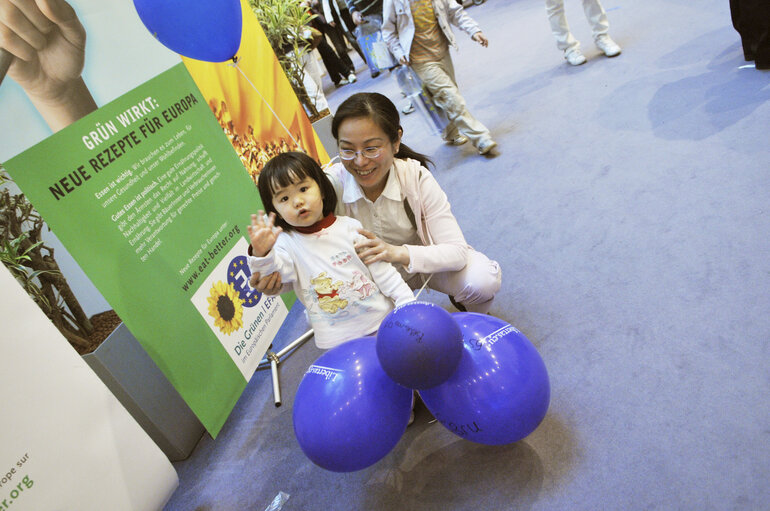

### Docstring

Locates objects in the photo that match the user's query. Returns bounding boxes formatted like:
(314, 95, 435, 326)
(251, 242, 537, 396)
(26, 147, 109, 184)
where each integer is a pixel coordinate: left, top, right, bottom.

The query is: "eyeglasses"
(338, 147, 383, 160)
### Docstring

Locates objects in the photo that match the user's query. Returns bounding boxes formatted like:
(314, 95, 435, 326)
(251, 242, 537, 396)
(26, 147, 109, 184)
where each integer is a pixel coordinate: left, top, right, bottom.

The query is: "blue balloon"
(292, 337, 413, 472)
(376, 302, 463, 389)
(133, 0, 242, 62)
(419, 313, 550, 445)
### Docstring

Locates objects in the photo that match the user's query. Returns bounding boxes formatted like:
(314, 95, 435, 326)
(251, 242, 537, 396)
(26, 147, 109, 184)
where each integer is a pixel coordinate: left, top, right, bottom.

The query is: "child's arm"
(368, 259, 416, 306)
(246, 213, 298, 284)
(347, 218, 414, 305)
(248, 212, 282, 257)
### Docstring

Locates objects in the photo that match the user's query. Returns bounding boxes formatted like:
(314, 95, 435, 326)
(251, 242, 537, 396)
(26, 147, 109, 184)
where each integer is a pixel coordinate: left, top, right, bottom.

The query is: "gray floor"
(164, 1, 770, 509)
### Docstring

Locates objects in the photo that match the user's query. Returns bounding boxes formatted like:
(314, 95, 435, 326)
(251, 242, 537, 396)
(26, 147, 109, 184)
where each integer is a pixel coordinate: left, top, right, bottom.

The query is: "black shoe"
(449, 295, 467, 312)
(371, 70, 380, 78)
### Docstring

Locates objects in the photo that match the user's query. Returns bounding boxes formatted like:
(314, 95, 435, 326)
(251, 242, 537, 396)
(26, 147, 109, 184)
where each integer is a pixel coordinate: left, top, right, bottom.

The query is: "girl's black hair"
(331, 92, 434, 170)
(257, 151, 338, 231)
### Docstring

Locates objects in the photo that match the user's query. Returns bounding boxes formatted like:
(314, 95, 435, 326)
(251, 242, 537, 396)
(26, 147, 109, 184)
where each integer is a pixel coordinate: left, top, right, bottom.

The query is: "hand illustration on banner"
(132, 0, 243, 62)
(0, 0, 97, 130)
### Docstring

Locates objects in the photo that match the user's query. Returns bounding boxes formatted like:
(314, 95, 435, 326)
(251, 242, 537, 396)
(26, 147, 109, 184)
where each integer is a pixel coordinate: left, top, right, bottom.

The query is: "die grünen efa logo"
(206, 256, 262, 335)
(206, 281, 244, 335)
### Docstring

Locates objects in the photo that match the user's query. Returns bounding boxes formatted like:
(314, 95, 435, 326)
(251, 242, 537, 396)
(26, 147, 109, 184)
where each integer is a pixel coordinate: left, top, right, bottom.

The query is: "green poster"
(4, 63, 293, 437)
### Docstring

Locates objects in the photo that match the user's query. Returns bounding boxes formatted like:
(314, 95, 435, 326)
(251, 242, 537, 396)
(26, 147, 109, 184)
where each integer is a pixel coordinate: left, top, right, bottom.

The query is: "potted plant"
(1, 166, 203, 460)
(0, 166, 119, 354)
(250, 0, 330, 122)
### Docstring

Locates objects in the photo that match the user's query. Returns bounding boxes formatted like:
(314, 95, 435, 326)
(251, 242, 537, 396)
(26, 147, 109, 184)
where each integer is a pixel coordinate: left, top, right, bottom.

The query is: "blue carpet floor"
(165, 1, 770, 509)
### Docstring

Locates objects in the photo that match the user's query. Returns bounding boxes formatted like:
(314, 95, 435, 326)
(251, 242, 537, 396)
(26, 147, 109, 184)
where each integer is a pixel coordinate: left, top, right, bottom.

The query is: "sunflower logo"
(207, 281, 244, 335)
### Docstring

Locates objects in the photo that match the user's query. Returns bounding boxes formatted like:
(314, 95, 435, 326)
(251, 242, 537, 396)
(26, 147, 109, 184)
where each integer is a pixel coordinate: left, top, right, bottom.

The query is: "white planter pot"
(312, 112, 336, 157)
(83, 323, 205, 461)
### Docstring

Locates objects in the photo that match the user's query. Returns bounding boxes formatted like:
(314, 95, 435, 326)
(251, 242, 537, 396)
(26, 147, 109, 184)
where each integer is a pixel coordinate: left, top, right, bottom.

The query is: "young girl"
(248, 151, 415, 349)
(251, 92, 502, 315)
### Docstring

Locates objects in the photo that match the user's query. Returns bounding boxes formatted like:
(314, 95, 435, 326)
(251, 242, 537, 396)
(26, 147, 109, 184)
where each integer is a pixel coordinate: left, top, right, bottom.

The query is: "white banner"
(0, 266, 178, 511)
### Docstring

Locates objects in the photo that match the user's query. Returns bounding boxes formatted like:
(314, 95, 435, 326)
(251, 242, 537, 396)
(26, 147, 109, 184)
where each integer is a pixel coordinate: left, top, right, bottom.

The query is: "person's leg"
(315, 37, 348, 85)
(410, 249, 502, 314)
(411, 55, 495, 153)
(583, 0, 621, 57)
(740, 0, 770, 68)
(326, 23, 355, 73)
(582, 0, 609, 38)
(545, 0, 579, 53)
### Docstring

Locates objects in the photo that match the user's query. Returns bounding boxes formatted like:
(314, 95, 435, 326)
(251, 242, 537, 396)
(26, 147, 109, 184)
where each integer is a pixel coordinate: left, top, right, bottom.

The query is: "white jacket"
(326, 158, 470, 275)
(381, 0, 481, 63)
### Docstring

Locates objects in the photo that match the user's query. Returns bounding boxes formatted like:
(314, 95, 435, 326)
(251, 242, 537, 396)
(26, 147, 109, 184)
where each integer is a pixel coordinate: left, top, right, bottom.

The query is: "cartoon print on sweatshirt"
(309, 272, 349, 314)
(344, 270, 377, 300)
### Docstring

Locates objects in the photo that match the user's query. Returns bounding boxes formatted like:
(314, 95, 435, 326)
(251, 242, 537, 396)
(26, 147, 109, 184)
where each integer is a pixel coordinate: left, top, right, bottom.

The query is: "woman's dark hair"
(257, 152, 338, 231)
(331, 92, 434, 170)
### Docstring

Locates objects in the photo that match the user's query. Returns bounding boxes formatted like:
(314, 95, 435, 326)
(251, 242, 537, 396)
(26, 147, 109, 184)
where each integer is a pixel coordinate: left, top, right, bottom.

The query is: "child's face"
(271, 177, 325, 228)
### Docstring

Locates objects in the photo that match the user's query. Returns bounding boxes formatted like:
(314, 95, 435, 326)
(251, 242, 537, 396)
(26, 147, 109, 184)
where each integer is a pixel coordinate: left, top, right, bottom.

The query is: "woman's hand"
(355, 229, 410, 266)
(248, 271, 284, 296)
(248, 212, 282, 257)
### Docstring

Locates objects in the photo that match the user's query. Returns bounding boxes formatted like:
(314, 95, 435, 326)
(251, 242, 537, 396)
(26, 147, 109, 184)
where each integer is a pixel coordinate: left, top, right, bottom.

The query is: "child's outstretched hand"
(248, 212, 282, 257)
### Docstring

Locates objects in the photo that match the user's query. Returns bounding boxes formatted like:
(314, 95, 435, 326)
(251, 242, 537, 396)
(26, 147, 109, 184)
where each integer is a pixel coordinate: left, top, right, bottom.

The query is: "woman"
(252, 92, 501, 313)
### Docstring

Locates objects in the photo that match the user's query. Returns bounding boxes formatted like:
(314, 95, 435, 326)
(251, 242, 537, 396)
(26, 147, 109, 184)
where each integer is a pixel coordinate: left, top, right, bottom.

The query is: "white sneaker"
(401, 102, 415, 114)
(565, 47, 587, 66)
(444, 135, 468, 146)
(478, 139, 498, 155)
(595, 35, 621, 57)
(347, 72, 357, 83)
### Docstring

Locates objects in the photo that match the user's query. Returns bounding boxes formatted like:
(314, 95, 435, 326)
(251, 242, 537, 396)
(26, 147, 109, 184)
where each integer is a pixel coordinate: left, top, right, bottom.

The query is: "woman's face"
(336, 116, 400, 201)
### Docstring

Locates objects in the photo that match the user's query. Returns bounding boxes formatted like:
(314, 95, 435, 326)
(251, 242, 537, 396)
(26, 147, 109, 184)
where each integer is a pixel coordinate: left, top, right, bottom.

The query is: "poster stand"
(257, 329, 314, 406)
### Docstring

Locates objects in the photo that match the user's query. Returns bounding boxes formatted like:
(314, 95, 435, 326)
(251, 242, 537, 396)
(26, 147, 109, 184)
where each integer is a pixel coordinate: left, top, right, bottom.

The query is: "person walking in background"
(345, 0, 387, 78)
(346, 0, 384, 27)
(307, 0, 358, 85)
(322, 0, 368, 64)
(382, 0, 498, 155)
(545, 0, 621, 66)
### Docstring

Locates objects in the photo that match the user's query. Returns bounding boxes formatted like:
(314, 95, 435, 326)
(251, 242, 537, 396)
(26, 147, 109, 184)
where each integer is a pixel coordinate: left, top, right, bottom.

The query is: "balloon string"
(228, 59, 299, 147)
(415, 273, 432, 300)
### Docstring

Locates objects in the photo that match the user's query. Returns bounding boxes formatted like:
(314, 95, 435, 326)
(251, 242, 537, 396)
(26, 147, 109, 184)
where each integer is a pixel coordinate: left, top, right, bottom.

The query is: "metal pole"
(257, 329, 314, 407)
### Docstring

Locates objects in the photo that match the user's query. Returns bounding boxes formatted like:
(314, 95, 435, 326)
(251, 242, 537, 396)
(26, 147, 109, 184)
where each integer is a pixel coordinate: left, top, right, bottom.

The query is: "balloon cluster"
(293, 302, 551, 472)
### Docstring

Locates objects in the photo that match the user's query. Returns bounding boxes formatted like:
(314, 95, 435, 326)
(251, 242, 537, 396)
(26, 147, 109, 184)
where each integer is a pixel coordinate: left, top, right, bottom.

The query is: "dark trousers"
(315, 36, 353, 84)
(328, 6, 366, 62)
(318, 21, 356, 71)
(730, 0, 770, 68)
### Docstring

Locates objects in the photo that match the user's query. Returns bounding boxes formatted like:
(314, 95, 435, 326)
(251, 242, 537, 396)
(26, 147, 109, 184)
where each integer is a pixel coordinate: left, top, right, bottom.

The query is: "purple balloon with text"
(419, 313, 550, 445)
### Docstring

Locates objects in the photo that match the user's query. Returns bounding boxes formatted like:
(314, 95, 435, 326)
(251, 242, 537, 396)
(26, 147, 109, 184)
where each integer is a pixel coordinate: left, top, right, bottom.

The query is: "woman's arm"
(402, 168, 469, 274)
(354, 164, 469, 274)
